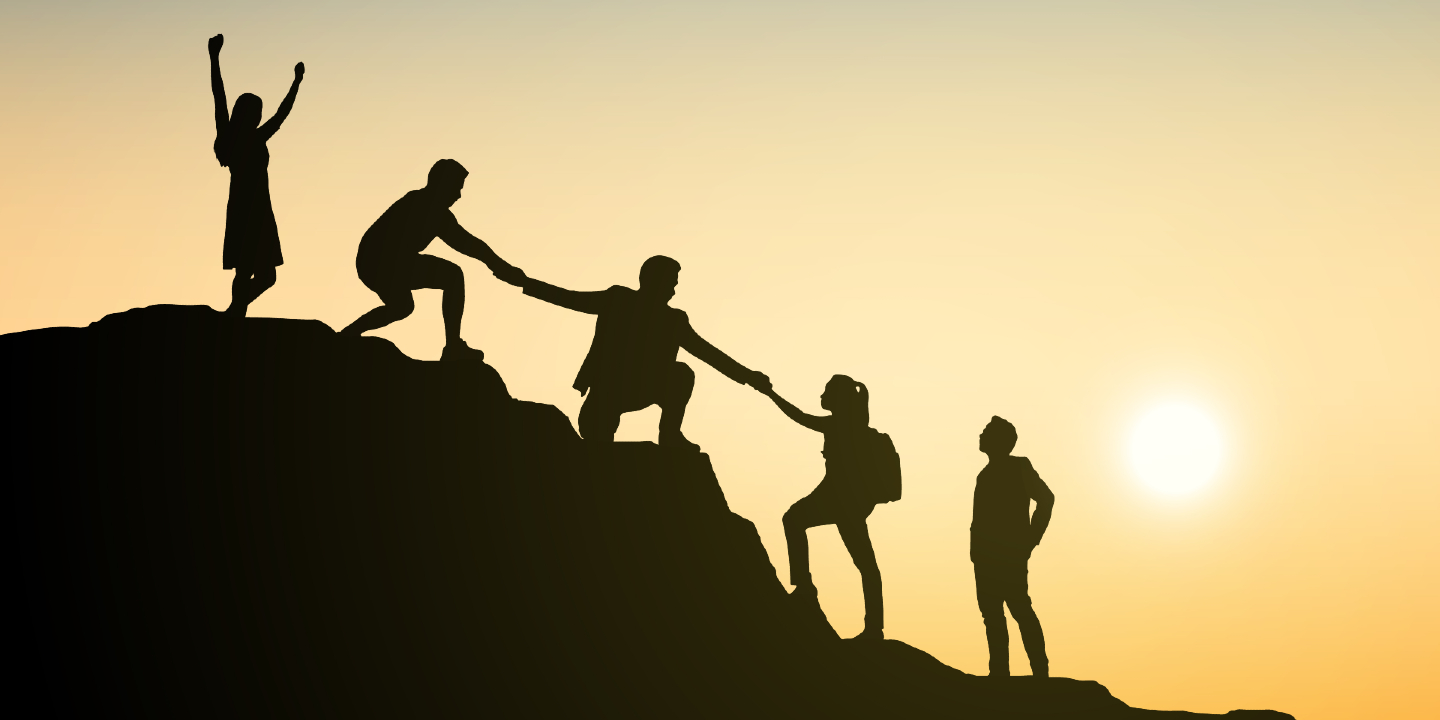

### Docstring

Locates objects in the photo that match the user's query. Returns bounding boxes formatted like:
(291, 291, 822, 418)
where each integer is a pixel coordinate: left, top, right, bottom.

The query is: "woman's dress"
(221, 134, 282, 270)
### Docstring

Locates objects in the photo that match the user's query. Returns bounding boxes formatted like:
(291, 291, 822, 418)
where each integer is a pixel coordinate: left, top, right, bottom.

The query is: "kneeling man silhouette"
(341, 159, 524, 360)
(520, 256, 767, 450)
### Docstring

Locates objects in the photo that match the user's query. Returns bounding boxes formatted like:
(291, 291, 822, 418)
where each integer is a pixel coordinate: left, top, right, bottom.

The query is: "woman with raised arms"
(208, 34, 304, 316)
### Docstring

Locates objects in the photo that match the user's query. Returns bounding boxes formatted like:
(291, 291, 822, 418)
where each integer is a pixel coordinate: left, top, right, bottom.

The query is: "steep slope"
(2, 305, 1291, 718)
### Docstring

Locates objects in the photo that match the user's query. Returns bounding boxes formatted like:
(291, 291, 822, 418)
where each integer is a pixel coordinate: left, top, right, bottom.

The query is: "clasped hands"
(747, 370, 772, 394)
(492, 264, 528, 287)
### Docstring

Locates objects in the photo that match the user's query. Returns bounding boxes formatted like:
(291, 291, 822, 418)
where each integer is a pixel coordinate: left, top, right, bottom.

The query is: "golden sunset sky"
(2, 2, 1437, 717)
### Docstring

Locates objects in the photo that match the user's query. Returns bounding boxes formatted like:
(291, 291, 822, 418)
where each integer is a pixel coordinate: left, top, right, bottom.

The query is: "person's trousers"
(784, 492, 882, 632)
(577, 362, 695, 442)
(974, 558, 1047, 676)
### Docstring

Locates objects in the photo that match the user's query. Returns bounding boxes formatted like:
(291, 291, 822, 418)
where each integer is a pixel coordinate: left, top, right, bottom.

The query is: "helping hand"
(748, 371, 772, 394)
(294, 62, 305, 80)
(494, 264, 528, 287)
(208, 34, 224, 56)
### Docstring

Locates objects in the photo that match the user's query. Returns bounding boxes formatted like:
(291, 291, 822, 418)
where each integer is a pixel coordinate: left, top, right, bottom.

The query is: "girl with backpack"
(761, 375, 900, 641)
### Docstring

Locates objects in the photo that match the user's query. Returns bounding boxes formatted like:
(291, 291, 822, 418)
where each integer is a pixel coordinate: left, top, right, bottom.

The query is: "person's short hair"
(987, 415, 1018, 454)
(428, 159, 469, 187)
(639, 255, 682, 285)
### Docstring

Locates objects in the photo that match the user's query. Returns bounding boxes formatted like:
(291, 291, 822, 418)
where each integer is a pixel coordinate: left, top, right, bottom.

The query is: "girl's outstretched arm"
(208, 35, 227, 136)
(762, 387, 828, 433)
(260, 62, 304, 140)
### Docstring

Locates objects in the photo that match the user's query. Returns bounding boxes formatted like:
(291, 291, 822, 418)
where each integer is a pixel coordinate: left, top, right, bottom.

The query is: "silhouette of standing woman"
(208, 34, 304, 316)
(762, 376, 889, 641)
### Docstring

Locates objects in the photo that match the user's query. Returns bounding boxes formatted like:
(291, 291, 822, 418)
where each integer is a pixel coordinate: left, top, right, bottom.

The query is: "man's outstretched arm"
(1022, 459, 1055, 548)
(439, 223, 508, 270)
(519, 277, 611, 315)
(680, 325, 767, 389)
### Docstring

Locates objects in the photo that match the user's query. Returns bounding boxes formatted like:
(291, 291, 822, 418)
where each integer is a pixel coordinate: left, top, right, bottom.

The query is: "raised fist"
(294, 61, 305, 80)
(208, 34, 224, 55)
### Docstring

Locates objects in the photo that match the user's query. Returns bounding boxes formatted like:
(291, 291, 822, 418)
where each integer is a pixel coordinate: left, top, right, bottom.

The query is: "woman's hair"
(214, 93, 263, 167)
(827, 374, 870, 426)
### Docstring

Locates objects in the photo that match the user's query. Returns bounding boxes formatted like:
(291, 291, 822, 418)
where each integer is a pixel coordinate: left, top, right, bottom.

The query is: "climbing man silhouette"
(518, 256, 768, 449)
(971, 416, 1054, 677)
(341, 160, 523, 360)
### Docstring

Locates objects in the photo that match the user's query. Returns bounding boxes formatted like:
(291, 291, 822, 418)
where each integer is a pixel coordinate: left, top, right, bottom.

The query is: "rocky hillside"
(2, 305, 1291, 718)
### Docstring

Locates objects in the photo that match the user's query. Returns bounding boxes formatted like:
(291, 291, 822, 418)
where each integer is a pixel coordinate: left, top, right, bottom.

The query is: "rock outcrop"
(2, 305, 1292, 718)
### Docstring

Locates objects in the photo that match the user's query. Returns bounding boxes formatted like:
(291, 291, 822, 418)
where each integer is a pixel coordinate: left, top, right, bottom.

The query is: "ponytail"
(828, 374, 870, 426)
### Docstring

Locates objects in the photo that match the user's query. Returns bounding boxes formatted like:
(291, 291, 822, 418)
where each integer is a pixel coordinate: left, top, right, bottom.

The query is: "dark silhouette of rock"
(1, 306, 1292, 719)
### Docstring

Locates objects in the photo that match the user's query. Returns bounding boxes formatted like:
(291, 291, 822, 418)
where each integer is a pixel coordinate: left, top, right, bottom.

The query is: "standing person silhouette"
(518, 256, 767, 449)
(208, 34, 303, 316)
(340, 160, 524, 361)
(971, 416, 1054, 677)
(762, 376, 887, 641)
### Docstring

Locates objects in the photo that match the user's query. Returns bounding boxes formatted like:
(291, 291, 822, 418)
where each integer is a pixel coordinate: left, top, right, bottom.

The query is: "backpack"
(860, 428, 903, 504)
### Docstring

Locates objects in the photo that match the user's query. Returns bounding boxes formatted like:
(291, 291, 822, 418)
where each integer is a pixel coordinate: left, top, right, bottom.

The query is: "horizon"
(3, 2, 1438, 718)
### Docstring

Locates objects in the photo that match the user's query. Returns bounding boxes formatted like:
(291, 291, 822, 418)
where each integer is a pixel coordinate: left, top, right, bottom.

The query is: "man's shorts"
(357, 253, 460, 302)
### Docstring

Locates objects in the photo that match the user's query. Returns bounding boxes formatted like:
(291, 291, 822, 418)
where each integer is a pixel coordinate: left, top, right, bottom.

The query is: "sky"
(3, 2, 1438, 717)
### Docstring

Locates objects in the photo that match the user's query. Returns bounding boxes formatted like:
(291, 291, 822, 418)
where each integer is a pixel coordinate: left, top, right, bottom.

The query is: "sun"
(1129, 403, 1223, 495)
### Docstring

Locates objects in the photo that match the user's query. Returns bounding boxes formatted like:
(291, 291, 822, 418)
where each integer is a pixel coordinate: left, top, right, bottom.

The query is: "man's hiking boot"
(658, 429, 701, 453)
(441, 340, 485, 363)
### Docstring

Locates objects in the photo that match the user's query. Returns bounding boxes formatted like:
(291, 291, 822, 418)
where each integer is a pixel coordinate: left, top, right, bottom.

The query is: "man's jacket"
(523, 281, 750, 396)
(970, 456, 1052, 563)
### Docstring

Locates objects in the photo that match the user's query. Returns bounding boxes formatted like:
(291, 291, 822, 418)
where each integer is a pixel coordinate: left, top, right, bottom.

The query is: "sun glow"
(1130, 404, 1223, 495)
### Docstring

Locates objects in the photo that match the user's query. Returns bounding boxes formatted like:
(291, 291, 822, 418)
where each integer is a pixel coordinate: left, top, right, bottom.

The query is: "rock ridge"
(2, 305, 1292, 719)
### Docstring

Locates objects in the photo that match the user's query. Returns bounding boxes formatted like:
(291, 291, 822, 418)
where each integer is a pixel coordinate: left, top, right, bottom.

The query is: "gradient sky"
(3, 2, 1438, 717)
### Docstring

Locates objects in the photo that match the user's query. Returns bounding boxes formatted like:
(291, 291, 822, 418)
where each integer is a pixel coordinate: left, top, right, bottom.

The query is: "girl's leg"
(226, 269, 250, 315)
(782, 496, 829, 590)
(227, 267, 277, 316)
(249, 266, 276, 305)
(838, 518, 884, 636)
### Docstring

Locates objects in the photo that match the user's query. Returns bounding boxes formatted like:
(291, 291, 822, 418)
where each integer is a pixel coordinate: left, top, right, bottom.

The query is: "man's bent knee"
(671, 361, 695, 384)
(441, 263, 464, 289)
(663, 362, 695, 395)
(414, 255, 465, 291)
